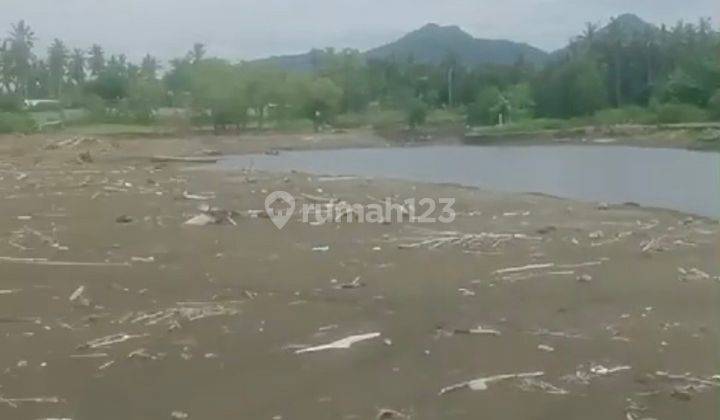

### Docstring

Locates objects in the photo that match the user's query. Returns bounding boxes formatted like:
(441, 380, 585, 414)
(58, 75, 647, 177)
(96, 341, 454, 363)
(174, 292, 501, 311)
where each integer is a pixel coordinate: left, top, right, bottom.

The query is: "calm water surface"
(219, 145, 720, 218)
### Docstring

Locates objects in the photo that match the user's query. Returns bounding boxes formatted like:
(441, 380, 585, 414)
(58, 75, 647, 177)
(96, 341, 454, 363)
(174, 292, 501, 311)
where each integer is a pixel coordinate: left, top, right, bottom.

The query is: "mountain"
(550, 14, 657, 59)
(252, 23, 549, 71)
(366, 23, 548, 67)
(597, 13, 657, 38)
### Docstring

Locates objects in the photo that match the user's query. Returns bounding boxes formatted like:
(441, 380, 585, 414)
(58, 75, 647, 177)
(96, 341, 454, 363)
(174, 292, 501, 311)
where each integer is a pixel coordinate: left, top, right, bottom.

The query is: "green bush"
(466, 86, 502, 126)
(0, 112, 37, 134)
(0, 95, 23, 112)
(592, 106, 657, 125)
(654, 103, 709, 124)
(82, 94, 108, 121)
(333, 109, 408, 130)
(426, 108, 465, 125)
(406, 99, 428, 129)
(709, 90, 720, 120)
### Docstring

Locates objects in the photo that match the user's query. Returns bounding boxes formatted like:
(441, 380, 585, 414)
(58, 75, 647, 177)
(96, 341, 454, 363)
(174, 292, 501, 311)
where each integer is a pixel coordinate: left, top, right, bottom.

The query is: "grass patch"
(653, 103, 709, 124)
(0, 112, 37, 134)
(591, 106, 658, 125)
(59, 123, 176, 136)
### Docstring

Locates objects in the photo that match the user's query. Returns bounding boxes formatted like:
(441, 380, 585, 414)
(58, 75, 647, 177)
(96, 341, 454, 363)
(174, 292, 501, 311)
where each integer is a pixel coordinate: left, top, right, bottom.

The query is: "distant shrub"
(466, 87, 502, 126)
(0, 95, 23, 112)
(654, 103, 709, 124)
(81, 94, 108, 121)
(709, 90, 720, 121)
(406, 99, 428, 129)
(426, 108, 465, 125)
(0, 112, 37, 133)
(592, 106, 657, 125)
(334, 112, 369, 129)
(334, 109, 410, 130)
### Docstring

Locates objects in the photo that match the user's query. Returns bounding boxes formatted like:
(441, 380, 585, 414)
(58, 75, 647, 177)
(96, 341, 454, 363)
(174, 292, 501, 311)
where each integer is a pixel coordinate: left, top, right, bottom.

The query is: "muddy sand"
(0, 131, 718, 420)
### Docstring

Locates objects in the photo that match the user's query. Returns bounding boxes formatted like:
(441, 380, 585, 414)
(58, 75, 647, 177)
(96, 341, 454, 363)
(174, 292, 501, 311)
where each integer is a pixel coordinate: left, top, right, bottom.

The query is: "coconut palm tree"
(47, 39, 68, 97)
(69, 48, 86, 86)
(88, 44, 105, 77)
(8, 20, 36, 96)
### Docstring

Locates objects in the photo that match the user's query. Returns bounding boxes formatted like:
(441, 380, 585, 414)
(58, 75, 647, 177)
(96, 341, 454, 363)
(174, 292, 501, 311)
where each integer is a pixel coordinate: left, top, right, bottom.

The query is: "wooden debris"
(78, 333, 148, 350)
(150, 156, 218, 163)
(439, 372, 544, 395)
(397, 229, 540, 251)
(334, 277, 364, 290)
(295, 332, 381, 354)
(376, 408, 410, 419)
(0, 256, 129, 267)
(0, 289, 21, 295)
(677, 267, 712, 282)
(531, 329, 585, 339)
(69, 286, 91, 307)
(517, 378, 569, 394)
(537, 344, 555, 352)
(182, 191, 215, 201)
(184, 207, 238, 226)
(0, 396, 63, 406)
(70, 353, 108, 359)
(493, 263, 555, 275)
(454, 326, 501, 336)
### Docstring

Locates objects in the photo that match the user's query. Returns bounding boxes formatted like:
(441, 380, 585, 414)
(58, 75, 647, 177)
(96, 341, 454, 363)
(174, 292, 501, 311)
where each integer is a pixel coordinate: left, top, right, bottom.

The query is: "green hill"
(253, 23, 549, 71)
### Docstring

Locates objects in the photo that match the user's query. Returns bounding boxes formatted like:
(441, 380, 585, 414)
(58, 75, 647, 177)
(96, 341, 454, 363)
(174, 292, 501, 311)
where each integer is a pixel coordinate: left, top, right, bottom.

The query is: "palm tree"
(88, 44, 105, 76)
(188, 43, 206, 64)
(69, 48, 86, 86)
(8, 20, 36, 97)
(602, 17, 625, 107)
(47, 39, 68, 97)
(0, 40, 13, 93)
(140, 54, 160, 80)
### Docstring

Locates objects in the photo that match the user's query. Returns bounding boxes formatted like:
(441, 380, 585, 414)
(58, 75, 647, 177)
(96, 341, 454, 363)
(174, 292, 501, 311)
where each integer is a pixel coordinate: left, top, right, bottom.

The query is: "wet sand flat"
(0, 132, 718, 420)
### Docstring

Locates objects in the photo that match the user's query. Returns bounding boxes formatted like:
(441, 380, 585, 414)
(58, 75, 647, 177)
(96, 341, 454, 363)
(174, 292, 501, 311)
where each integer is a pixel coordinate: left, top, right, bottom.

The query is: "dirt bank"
(0, 131, 718, 420)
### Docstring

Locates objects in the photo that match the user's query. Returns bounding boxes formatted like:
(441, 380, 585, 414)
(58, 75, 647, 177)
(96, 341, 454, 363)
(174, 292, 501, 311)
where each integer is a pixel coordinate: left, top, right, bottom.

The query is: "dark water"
(219, 145, 720, 218)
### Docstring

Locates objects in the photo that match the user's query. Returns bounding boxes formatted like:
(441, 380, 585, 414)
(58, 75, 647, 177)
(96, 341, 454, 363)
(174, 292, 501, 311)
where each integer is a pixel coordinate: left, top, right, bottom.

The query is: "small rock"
(670, 388, 692, 401)
(78, 151, 93, 163)
(589, 230, 604, 240)
(537, 344, 555, 352)
(536, 226, 557, 235)
(115, 215, 133, 224)
(577, 274, 593, 283)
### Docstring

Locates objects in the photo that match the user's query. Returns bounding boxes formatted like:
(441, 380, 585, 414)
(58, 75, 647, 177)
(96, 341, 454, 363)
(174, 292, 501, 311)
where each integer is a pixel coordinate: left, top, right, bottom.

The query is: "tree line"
(0, 17, 718, 133)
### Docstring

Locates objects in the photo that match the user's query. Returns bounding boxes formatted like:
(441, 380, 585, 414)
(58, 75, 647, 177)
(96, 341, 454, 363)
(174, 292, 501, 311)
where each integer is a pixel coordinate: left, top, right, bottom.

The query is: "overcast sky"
(1, 0, 717, 61)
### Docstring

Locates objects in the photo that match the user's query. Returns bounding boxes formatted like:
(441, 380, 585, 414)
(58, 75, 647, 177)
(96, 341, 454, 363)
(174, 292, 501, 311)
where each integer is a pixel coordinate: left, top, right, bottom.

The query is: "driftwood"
(301, 193, 338, 204)
(150, 156, 218, 164)
(517, 378, 569, 395)
(439, 372, 545, 395)
(0, 256, 130, 267)
(78, 333, 148, 350)
(0, 396, 63, 407)
(453, 326, 502, 336)
(295, 332, 381, 354)
(182, 191, 215, 201)
(493, 263, 555, 275)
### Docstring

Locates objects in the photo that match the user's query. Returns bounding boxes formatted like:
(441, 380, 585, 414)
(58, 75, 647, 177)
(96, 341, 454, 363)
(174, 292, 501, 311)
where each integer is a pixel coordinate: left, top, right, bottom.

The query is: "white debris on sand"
(493, 263, 555, 275)
(561, 363, 632, 385)
(439, 372, 545, 395)
(517, 377, 569, 395)
(295, 332, 381, 354)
